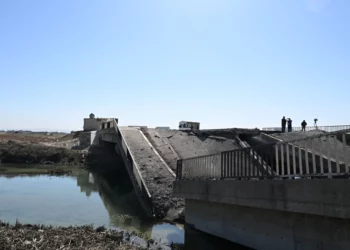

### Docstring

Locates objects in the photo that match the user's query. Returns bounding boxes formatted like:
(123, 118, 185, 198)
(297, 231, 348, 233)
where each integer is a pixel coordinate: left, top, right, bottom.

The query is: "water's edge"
(0, 166, 185, 247)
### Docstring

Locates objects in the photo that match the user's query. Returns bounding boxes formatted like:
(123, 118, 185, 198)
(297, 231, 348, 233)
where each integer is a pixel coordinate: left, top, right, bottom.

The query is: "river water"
(0, 166, 183, 245)
(0, 165, 251, 249)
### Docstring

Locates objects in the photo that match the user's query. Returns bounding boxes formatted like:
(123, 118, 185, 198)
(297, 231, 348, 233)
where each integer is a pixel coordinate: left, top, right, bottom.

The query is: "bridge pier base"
(174, 180, 350, 250)
(186, 199, 350, 250)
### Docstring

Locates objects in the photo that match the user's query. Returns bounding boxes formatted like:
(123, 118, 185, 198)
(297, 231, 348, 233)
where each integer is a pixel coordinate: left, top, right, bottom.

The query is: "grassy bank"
(0, 140, 83, 165)
(0, 164, 81, 176)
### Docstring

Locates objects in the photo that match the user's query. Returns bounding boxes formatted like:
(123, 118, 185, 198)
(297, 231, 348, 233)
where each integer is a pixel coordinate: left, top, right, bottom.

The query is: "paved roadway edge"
(138, 129, 176, 178)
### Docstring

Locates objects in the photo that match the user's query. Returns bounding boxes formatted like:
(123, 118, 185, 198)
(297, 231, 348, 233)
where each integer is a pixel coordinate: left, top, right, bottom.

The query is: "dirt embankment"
(0, 133, 84, 165)
(0, 221, 184, 250)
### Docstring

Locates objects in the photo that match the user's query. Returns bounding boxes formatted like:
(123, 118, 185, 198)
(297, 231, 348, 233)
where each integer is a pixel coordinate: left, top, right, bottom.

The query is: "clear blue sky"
(1, 0, 349, 131)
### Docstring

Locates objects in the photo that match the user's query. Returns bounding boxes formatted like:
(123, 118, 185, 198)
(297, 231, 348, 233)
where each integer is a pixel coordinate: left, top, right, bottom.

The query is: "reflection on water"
(0, 166, 251, 249)
(0, 167, 183, 245)
(184, 225, 252, 250)
(152, 223, 184, 245)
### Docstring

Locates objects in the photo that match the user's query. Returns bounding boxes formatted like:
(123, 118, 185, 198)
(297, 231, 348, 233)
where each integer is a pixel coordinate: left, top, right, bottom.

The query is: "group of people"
(281, 116, 308, 132)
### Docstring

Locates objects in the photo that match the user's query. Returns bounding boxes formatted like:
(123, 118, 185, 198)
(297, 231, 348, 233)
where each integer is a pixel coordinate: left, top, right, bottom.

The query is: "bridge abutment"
(174, 180, 350, 250)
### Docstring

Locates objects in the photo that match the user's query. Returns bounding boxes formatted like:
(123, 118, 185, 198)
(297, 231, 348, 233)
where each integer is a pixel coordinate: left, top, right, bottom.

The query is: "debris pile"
(0, 221, 143, 250)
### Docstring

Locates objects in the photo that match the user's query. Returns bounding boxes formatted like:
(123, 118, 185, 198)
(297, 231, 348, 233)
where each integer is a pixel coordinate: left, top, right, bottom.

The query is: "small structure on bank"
(179, 121, 200, 131)
(80, 115, 118, 148)
(83, 113, 108, 131)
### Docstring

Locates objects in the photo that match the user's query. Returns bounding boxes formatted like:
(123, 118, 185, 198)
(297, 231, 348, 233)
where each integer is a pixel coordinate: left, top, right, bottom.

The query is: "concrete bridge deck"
(122, 127, 245, 217)
(119, 126, 180, 218)
(142, 128, 242, 172)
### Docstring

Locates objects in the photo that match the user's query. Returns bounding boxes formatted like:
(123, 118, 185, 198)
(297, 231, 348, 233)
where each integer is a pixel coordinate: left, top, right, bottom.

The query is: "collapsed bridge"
(96, 119, 258, 217)
(91, 119, 350, 220)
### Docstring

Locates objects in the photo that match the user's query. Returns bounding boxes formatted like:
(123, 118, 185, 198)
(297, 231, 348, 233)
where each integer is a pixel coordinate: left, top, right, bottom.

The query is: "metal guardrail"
(177, 129, 350, 180)
(262, 125, 350, 133)
(272, 129, 350, 178)
(199, 127, 259, 132)
(221, 144, 275, 179)
(177, 153, 222, 180)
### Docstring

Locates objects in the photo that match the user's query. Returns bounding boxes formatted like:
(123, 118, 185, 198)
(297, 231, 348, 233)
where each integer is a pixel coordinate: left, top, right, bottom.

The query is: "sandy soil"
(0, 132, 81, 148)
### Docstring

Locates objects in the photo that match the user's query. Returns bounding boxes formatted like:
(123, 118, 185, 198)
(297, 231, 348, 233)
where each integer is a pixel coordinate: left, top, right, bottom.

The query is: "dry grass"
(0, 221, 144, 250)
(0, 140, 82, 165)
(0, 133, 64, 144)
(0, 165, 77, 176)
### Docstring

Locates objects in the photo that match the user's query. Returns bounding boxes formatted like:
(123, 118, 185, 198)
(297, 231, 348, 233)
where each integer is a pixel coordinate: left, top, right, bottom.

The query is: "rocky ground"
(0, 221, 183, 250)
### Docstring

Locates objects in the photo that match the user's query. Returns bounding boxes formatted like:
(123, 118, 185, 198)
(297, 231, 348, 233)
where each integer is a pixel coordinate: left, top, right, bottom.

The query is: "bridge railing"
(177, 153, 222, 180)
(262, 125, 350, 133)
(273, 128, 350, 178)
(176, 129, 350, 180)
(221, 143, 275, 179)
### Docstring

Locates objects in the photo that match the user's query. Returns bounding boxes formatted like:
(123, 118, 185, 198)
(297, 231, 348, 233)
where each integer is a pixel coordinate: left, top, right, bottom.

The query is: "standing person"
(314, 118, 318, 129)
(287, 118, 293, 132)
(301, 120, 307, 131)
(281, 116, 287, 132)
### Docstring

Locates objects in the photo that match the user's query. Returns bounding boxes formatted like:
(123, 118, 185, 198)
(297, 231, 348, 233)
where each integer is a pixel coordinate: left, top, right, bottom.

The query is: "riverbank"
(0, 132, 184, 221)
(0, 164, 82, 176)
(0, 220, 184, 250)
(0, 132, 85, 166)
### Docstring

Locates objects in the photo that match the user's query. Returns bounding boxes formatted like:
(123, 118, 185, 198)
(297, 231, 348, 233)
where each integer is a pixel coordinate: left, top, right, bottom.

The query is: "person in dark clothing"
(281, 116, 287, 132)
(287, 118, 293, 132)
(301, 120, 307, 131)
